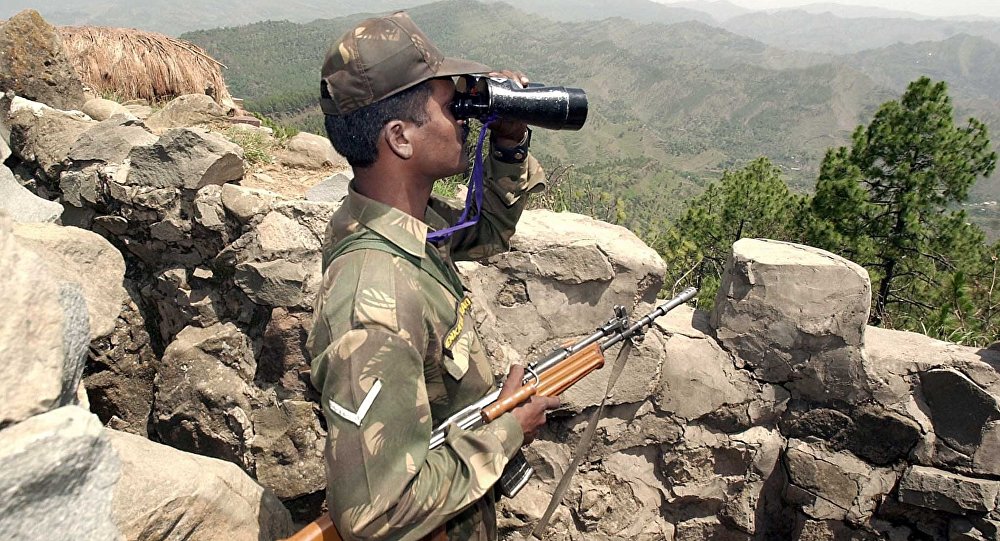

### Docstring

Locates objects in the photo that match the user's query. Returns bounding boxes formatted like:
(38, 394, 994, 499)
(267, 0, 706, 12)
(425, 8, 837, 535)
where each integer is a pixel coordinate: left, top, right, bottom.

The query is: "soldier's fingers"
(488, 70, 528, 88)
(499, 364, 526, 399)
(543, 396, 561, 410)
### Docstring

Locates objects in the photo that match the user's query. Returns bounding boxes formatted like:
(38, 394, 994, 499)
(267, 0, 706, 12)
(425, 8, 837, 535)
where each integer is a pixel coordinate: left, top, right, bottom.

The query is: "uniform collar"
(341, 181, 451, 259)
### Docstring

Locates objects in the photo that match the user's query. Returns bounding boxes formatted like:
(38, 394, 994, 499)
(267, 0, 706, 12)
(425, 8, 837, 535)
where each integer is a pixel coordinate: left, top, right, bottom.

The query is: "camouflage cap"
(321, 11, 490, 116)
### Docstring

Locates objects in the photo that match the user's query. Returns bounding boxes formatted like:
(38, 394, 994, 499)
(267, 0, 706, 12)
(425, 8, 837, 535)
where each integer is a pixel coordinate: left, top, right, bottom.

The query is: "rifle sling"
(529, 338, 635, 539)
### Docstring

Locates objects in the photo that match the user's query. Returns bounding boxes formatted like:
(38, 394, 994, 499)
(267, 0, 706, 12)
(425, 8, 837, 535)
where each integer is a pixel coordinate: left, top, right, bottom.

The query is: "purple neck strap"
(426, 115, 497, 245)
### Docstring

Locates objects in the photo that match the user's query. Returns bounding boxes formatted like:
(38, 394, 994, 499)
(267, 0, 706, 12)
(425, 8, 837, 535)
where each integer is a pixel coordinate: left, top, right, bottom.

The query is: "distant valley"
(178, 0, 1000, 238)
(9, 0, 997, 238)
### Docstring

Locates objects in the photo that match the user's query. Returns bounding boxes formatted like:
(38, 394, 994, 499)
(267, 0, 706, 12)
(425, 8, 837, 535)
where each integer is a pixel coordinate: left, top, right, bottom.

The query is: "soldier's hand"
(500, 364, 560, 444)
(488, 70, 530, 148)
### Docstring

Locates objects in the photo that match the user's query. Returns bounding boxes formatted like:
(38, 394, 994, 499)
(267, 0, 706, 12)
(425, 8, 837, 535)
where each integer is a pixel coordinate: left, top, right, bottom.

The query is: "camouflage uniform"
(308, 153, 546, 541)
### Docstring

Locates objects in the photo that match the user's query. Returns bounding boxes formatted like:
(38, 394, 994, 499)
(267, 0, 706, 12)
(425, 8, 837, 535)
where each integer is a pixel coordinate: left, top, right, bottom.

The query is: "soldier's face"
(413, 78, 469, 180)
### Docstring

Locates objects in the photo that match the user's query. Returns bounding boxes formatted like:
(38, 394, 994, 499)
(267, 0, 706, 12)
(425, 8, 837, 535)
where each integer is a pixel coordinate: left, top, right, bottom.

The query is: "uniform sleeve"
(445, 144, 547, 261)
(309, 255, 524, 541)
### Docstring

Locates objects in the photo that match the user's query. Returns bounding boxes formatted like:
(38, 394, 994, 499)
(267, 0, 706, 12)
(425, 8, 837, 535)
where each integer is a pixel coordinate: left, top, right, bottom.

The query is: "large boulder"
(153, 323, 258, 469)
(276, 132, 347, 170)
(81, 98, 136, 122)
(0, 164, 62, 223)
(711, 239, 873, 404)
(8, 96, 94, 179)
(220, 201, 336, 309)
(459, 210, 666, 369)
(0, 10, 86, 111)
(784, 439, 898, 524)
(661, 425, 786, 537)
(221, 183, 285, 223)
(84, 292, 157, 437)
(145, 94, 231, 132)
(107, 428, 294, 541)
(0, 406, 120, 541)
(655, 316, 785, 431)
(898, 465, 1000, 515)
(864, 327, 1000, 473)
(0, 215, 90, 425)
(305, 172, 351, 203)
(126, 128, 244, 190)
(13, 222, 127, 339)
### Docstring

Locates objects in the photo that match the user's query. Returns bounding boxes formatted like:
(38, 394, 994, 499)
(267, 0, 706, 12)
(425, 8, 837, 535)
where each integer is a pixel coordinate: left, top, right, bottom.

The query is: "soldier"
(308, 11, 561, 541)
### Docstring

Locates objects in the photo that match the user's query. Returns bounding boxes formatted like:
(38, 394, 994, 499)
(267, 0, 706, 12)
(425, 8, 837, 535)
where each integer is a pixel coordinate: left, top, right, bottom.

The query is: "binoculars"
(450, 74, 588, 131)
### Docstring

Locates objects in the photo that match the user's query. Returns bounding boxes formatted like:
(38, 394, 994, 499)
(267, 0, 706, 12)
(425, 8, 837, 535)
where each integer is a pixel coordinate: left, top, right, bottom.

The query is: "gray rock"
(220, 208, 326, 309)
(13, 222, 127, 340)
(711, 239, 873, 404)
(235, 259, 308, 307)
(0, 164, 62, 222)
(975, 421, 1000, 476)
(655, 330, 757, 423)
(145, 94, 231, 132)
(864, 326, 1000, 403)
(898, 465, 1000, 514)
(0, 406, 120, 541)
(59, 166, 102, 208)
(153, 323, 257, 469)
(193, 184, 227, 232)
(84, 293, 157, 437)
(127, 128, 244, 190)
(779, 403, 921, 466)
(8, 98, 94, 179)
(81, 98, 136, 122)
(919, 368, 1000, 457)
(57, 283, 90, 407)
(69, 115, 156, 165)
(106, 428, 294, 541)
(662, 426, 784, 536)
(0, 133, 10, 162)
(124, 103, 152, 120)
(459, 210, 666, 363)
(276, 131, 346, 170)
(0, 10, 86, 110)
(257, 307, 314, 396)
(250, 400, 326, 500)
(305, 172, 351, 203)
(221, 183, 284, 222)
(558, 325, 666, 412)
(951, 519, 991, 541)
(784, 439, 897, 523)
(0, 215, 77, 425)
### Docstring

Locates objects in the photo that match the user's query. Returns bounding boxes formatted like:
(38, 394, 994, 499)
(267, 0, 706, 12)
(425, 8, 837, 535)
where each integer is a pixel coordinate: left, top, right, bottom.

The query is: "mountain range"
(6, 0, 997, 236)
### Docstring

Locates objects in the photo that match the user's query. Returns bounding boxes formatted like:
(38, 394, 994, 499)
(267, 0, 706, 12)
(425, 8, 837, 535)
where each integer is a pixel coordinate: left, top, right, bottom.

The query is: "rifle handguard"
(479, 343, 605, 422)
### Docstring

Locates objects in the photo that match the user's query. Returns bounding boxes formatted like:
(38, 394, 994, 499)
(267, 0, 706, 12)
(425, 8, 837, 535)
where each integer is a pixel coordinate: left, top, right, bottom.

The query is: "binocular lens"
(451, 75, 588, 131)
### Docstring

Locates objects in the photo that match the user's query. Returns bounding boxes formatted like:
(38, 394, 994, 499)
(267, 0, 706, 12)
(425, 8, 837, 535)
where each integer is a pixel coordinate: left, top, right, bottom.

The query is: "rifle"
(284, 287, 698, 541)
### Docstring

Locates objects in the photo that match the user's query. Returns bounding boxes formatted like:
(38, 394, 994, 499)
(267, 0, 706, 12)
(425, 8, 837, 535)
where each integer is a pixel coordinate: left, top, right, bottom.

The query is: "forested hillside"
(183, 0, 897, 238)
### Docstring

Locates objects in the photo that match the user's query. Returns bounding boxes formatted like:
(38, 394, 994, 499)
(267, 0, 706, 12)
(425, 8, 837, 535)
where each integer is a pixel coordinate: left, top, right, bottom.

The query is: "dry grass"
(58, 25, 233, 106)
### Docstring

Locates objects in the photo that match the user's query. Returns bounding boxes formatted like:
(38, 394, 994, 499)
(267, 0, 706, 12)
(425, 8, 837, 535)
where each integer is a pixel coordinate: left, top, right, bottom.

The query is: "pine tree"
(659, 157, 803, 305)
(807, 77, 997, 329)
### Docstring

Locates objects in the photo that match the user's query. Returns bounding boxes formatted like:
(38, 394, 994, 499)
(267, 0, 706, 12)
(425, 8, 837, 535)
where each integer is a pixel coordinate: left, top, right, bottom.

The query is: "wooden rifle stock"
(282, 514, 447, 541)
(480, 342, 604, 421)
(284, 514, 340, 541)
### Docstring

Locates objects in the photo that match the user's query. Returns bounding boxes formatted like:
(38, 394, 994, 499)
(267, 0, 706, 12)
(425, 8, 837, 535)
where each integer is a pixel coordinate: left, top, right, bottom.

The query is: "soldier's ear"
(384, 120, 413, 160)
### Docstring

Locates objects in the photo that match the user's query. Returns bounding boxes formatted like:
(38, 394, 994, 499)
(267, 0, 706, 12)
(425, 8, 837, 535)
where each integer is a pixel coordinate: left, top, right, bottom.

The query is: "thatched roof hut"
(58, 26, 234, 106)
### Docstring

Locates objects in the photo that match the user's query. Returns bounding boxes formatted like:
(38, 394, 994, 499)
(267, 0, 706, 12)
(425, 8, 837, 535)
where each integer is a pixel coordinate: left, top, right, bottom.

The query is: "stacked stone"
(3, 9, 999, 539)
(0, 9, 298, 538)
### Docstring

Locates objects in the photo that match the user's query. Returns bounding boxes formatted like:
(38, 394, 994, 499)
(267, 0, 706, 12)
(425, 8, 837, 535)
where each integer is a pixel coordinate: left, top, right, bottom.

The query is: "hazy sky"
(658, 0, 1000, 19)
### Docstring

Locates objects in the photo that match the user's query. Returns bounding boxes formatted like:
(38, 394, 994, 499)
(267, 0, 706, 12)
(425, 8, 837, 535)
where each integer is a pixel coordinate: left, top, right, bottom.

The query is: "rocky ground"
(2, 9, 1000, 541)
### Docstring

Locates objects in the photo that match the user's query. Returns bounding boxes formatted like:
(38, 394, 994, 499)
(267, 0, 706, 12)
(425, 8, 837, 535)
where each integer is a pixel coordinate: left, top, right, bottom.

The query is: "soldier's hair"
(324, 81, 433, 168)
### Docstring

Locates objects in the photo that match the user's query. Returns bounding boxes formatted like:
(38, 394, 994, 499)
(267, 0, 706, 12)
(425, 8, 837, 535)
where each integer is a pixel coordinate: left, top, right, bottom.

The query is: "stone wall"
(2, 14, 998, 539)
